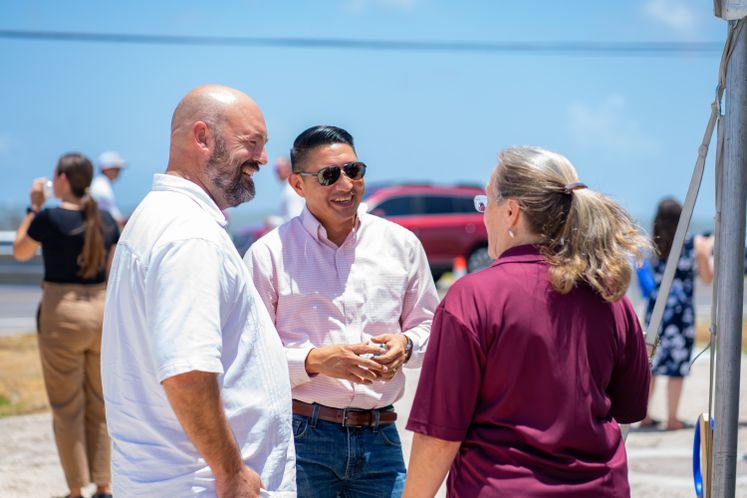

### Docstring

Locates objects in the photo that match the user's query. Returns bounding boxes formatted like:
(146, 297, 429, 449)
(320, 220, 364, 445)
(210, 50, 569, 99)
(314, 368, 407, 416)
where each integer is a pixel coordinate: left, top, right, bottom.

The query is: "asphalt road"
(0, 284, 40, 336)
(0, 277, 727, 337)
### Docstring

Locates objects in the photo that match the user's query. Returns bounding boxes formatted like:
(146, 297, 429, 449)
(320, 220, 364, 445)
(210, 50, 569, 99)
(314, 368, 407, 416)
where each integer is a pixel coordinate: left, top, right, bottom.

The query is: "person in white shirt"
(90, 151, 127, 226)
(266, 156, 305, 227)
(101, 84, 295, 498)
(245, 125, 438, 498)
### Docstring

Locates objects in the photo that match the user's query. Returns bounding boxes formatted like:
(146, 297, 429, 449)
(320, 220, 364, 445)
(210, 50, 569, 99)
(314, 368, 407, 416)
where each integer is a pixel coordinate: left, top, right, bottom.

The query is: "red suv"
(363, 184, 492, 280)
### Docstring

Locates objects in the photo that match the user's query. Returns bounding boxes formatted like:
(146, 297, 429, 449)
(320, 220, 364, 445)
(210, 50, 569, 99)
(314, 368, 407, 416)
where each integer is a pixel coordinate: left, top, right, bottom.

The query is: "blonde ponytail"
(491, 146, 651, 302)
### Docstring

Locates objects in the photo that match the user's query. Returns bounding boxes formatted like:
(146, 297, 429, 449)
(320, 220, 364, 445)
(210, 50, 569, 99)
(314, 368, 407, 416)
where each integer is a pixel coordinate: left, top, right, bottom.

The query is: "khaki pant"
(38, 282, 111, 489)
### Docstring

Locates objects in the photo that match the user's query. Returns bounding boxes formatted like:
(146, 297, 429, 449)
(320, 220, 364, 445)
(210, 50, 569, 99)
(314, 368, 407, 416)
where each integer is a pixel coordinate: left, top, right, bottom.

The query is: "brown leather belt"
(292, 400, 397, 428)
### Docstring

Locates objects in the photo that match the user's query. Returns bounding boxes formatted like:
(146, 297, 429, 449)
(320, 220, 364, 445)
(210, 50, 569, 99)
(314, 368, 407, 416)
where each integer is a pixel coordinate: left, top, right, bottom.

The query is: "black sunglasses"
(296, 162, 367, 186)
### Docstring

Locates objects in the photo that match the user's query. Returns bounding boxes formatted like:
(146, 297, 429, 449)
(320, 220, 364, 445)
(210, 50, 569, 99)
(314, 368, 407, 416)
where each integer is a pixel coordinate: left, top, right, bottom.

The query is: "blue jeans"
(292, 410, 406, 498)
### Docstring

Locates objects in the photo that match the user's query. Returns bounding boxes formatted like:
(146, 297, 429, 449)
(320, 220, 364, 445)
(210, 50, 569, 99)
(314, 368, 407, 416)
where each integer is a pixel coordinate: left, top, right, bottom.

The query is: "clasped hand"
(304, 333, 409, 384)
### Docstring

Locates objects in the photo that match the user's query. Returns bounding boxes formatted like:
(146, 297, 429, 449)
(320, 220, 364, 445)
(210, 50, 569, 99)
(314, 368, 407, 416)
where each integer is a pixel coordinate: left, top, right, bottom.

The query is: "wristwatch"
(404, 335, 413, 362)
(26, 206, 39, 215)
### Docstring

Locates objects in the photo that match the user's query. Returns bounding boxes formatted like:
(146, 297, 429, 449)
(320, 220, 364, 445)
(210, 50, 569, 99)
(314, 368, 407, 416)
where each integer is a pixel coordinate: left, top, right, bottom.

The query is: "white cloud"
(643, 0, 697, 33)
(345, 0, 416, 11)
(568, 95, 659, 154)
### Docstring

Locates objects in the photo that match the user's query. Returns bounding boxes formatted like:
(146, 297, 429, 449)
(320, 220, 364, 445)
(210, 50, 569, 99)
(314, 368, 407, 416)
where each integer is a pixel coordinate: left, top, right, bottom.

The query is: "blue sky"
(0, 0, 727, 230)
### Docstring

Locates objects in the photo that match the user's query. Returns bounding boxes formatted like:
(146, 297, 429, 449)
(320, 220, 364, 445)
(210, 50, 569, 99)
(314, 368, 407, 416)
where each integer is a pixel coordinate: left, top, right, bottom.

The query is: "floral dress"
(644, 234, 696, 377)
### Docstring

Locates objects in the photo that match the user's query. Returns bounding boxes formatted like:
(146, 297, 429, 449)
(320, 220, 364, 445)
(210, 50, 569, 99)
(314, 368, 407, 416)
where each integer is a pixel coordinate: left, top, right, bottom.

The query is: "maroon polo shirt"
(407, 245, 650, 497)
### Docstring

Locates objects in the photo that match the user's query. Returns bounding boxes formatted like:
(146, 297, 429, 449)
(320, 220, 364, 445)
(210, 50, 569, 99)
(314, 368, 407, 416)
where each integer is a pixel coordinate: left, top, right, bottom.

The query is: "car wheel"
(467, 246, 492, 273)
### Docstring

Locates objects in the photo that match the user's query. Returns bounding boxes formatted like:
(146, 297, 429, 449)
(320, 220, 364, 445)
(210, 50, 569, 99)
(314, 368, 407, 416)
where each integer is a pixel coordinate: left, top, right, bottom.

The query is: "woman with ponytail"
(14, 153, 118, 498)
(404, 147, 651, 498)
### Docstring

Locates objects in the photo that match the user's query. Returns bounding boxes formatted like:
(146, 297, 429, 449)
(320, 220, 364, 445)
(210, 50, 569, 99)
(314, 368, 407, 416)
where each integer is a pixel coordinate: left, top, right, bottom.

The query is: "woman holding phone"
(14, 153, 119, 498)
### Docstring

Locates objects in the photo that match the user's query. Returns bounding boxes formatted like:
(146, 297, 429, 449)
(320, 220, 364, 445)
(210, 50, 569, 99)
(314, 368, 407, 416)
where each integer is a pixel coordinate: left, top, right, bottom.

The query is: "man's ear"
(289, 173, 306, 198)
(192, 121, 210, 153)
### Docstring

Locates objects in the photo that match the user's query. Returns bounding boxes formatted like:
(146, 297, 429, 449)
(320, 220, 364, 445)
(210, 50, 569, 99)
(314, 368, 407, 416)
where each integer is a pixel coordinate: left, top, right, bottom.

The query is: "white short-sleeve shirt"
(102, 173, 295, 497)
(90, 174, 124, 223)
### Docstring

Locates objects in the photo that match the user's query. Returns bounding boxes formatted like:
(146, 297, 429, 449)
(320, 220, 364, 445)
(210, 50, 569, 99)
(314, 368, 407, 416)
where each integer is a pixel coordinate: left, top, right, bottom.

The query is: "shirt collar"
(151, 173, 228, 228)
(491, 244, 545, 267)
(298, 204, 365, 246)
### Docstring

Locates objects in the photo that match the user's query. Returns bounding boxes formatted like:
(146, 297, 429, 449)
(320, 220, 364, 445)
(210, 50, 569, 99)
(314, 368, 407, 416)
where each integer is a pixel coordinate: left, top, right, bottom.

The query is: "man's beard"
(206, 133, 256, 208)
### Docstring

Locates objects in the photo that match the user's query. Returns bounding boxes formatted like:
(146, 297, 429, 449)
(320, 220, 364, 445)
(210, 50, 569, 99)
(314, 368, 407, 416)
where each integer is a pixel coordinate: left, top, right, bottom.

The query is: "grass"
(0, 334, 48, 417)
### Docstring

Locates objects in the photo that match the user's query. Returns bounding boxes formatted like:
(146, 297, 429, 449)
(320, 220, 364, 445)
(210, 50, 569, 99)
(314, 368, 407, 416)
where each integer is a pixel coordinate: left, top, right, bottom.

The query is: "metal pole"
(713, 19, 747, 498)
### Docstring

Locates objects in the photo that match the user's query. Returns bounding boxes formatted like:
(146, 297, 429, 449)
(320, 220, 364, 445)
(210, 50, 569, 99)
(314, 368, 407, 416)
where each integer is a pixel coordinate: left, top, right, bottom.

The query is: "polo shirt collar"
(299, 205, 364, 245)
(151, 173, 228, 228)
(491, 244, 544, 267)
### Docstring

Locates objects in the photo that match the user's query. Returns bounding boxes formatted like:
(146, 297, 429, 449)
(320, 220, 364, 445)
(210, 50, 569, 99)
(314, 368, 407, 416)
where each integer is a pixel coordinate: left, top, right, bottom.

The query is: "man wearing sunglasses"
(245, 125, 438, 498)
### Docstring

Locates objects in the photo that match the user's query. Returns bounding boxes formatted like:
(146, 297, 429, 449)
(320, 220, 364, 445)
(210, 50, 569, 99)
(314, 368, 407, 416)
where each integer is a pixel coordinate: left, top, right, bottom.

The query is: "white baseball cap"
(98, 151, 128, 170)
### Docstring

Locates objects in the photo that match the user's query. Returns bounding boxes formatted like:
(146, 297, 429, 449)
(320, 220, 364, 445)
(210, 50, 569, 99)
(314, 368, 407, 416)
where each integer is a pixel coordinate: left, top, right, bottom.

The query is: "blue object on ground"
(693, 415, 715, 498)
(636, 259, 656, 299)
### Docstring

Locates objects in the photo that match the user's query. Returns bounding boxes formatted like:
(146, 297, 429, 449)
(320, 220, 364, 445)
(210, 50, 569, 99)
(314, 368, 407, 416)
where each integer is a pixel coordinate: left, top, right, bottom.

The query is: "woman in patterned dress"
(640, 198, 713, 430)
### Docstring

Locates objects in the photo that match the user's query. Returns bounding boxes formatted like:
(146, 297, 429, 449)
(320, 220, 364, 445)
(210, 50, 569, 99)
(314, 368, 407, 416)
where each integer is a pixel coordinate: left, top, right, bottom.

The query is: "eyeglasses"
(296, 162, 367, 186)
(474, 195, 488, 213)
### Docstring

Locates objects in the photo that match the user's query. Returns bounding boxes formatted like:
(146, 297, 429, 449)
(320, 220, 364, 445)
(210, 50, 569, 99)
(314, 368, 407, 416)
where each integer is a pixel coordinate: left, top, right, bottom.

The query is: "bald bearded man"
(101, 85, 295, 497)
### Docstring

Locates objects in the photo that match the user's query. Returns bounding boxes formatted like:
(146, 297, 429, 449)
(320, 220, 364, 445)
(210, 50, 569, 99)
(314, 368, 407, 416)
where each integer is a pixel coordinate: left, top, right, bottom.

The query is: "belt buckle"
(341, 408, 367, 428)
(341, 408, 351, 427)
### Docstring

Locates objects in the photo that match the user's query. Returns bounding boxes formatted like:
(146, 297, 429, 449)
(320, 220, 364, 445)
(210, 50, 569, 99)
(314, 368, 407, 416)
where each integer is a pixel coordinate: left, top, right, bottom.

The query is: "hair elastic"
(563, 182, 588, 194)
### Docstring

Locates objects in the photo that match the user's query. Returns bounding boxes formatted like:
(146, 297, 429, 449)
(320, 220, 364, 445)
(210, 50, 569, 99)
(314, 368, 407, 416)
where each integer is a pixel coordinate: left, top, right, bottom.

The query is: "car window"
(375, 196, 419, 216)
(373, 192, 482, 216)
(421, 196, 455, 214)
(452, 196, 477, 213)
(423, 195, 479, 214)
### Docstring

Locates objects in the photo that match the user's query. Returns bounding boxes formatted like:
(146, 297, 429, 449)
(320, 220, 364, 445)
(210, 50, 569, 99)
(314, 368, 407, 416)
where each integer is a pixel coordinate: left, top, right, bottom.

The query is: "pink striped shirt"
(245, 207, 438, 409)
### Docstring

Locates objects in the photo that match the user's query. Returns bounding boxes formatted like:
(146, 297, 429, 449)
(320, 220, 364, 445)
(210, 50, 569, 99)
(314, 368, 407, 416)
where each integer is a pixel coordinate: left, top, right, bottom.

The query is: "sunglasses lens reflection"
(315, 162, 367, 186)
(343, 162, 366, 180)
(318, 167, 342, 186)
